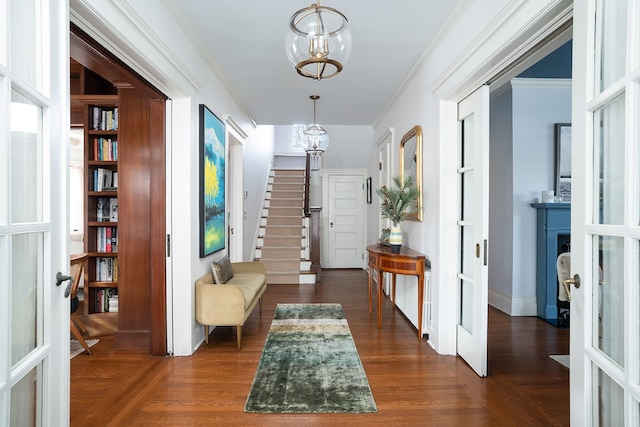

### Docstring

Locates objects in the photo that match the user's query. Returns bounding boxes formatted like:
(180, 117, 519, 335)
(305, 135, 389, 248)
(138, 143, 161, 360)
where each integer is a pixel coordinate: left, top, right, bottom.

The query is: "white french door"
(456, 85, 490, 377)
(0, 0, 69, 425)
(571, 0, 640, 425)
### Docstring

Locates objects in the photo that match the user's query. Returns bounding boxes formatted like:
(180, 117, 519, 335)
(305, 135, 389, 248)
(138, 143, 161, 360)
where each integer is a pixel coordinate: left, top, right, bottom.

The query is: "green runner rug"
(244, 303, 377, 413)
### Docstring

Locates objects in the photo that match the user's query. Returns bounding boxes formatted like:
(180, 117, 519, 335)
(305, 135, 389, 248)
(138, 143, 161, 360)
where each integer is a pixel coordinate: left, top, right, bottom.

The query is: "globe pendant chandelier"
(285, 2, 351, 80)
(303, 95, 329, 156)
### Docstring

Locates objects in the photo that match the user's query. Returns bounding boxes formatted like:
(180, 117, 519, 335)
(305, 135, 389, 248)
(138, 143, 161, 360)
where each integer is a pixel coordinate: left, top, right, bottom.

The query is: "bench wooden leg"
(236, 325, 242, 351)
(205, 325, 209, 344)
(259, 296, 263, 313)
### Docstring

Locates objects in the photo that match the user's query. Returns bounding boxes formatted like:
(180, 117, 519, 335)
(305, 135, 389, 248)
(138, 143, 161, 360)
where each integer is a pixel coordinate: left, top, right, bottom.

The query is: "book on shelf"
(95, 256, 118, 281)
(91, 106, 119, 131)
(93, 137, 118, 161)
(97, 198, 109, 222)
(95, 288, 118, 313)
(96, 227, 118, 253)
(109, 198, 118, 222)
(105, 227, 112, 253)
(94, 168, 117, 192)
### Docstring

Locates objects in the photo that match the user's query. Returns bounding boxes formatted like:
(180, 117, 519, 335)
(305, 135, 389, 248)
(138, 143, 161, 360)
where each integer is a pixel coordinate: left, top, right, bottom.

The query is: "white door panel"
(456, 85, 489, 377)
(571, 1, 638, 424)
(327, 174, 365, 268)
(1, 0, 69, 425)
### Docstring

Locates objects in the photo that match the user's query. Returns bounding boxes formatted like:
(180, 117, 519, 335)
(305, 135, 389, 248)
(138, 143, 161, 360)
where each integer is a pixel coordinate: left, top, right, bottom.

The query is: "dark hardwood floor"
(71, 269, 569, 426)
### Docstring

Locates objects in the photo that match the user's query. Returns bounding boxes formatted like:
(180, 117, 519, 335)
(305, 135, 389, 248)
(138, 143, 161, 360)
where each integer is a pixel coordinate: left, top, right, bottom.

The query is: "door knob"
(56, 271, 73, 287)
(563, 274, 581, 289)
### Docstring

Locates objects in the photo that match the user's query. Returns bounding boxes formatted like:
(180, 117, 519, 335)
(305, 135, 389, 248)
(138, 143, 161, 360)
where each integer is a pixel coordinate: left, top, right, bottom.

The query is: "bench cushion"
(227, 273, 267, 310)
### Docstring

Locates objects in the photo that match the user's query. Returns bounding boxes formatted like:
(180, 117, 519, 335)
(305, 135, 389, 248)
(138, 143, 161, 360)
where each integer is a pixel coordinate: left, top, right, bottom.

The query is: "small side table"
(366, 244, 426, 338)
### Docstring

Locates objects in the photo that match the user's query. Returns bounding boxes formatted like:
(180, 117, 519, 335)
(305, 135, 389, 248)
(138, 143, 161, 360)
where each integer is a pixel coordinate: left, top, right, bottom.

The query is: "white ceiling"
(168, 1, 457, 126)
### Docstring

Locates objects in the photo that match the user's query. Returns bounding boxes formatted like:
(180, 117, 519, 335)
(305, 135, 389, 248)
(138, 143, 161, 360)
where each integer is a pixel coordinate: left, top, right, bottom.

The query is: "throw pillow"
(211, 256, 234, 284)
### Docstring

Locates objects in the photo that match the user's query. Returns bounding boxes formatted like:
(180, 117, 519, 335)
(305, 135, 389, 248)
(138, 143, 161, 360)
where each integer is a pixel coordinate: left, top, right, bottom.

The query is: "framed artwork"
(199, 104, 226, 257)
(366, 177, 372, 204)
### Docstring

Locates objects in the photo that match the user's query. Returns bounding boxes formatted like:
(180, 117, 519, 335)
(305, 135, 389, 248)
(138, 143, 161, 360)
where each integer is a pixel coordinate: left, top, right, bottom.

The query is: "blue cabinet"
(531, 203, 570, 325)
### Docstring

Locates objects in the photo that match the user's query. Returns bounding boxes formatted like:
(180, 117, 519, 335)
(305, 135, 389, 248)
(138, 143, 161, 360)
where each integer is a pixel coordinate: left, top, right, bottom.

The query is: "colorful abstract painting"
(199, 104, 225, 257)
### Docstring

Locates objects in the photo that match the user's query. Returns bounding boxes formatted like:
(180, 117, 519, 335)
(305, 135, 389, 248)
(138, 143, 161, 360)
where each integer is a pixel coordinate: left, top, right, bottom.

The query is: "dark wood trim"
(71, 25, 168, 355)
(303, 154, 311, 217)
(309, 207, 322, 282)
(150, 98, 167, 356)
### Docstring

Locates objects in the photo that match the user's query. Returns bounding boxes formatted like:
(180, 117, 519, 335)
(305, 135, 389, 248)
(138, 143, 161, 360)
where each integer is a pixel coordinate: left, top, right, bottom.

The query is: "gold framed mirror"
(399, 125, 423, 221)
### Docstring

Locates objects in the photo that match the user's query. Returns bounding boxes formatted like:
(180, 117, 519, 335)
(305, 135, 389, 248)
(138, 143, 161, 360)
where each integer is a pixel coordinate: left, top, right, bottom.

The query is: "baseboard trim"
(489, 287, 537, 316)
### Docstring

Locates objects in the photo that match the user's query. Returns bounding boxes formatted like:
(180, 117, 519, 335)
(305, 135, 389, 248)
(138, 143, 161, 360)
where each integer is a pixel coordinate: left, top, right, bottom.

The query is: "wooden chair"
(70, 254, 92, 355)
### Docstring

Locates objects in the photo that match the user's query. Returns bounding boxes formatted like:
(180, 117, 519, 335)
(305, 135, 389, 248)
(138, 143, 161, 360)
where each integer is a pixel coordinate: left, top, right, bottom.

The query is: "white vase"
(389, 225, 402, 253)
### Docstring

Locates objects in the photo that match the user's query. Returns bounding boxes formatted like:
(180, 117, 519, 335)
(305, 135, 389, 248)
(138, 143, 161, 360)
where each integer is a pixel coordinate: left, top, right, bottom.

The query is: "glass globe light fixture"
(285, 2, 351, 80)
(303, 95, 329, 156)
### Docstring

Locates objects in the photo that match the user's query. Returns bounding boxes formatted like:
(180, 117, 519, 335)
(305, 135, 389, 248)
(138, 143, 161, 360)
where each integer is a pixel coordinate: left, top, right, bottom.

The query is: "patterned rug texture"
(244, 303, 377, 413)
(70, 339, 99, 359)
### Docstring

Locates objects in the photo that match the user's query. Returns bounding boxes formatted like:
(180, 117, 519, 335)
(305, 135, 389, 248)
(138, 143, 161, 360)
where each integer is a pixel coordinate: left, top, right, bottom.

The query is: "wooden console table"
(366, 244, 426, 338)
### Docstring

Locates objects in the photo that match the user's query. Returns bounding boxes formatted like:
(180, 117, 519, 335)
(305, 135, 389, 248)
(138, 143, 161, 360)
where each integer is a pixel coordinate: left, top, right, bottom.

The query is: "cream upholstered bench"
(195, 258, 267, 350)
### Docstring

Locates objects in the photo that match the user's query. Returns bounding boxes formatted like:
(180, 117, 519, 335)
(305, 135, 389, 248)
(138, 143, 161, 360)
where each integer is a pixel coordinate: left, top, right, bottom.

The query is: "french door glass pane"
(9, 0, 40, 89)
(461, 225, 474, 276)
(11, 232, 43, 366)
(595, 0, 628, 92)
(10, 363, 41, 427)
(462, 115, 474, 166)
(592, 365, 624, 426)
(460, 279, 473, 333)
(594, 235, 624, 367)
(594, 95, 625, 225)
(462, 171, 474, 221)
(11, 88, 43, 223)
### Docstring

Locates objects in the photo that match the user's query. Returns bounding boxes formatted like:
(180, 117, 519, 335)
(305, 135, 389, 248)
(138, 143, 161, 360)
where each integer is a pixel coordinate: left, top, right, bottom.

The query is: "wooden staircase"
(256, 169, 315, 284)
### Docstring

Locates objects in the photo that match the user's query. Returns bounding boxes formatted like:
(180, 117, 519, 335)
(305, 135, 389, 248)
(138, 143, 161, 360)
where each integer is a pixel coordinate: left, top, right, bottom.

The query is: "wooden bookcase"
(73, 94, 121, 327)
(86, 96, 119, 315)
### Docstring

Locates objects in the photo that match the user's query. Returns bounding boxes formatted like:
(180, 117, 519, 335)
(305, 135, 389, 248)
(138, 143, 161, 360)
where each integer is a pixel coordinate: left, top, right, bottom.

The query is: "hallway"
(70, 269, 569, 426)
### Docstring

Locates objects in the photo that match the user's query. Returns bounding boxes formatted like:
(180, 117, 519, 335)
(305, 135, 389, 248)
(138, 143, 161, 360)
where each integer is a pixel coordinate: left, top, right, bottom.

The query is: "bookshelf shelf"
(87, 191, 118, 197)
(88, 160, 117, 166)
(88, 281, 119, 288)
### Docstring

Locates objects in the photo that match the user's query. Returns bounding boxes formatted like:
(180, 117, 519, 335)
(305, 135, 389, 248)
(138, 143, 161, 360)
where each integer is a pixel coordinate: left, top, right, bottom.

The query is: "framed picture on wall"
(366, 177, 372, 204)
(199, 104, 226, 257)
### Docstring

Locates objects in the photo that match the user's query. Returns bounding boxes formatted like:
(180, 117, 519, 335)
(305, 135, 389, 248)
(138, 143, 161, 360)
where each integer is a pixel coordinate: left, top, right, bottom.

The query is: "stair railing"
(304, 153, 311, 217)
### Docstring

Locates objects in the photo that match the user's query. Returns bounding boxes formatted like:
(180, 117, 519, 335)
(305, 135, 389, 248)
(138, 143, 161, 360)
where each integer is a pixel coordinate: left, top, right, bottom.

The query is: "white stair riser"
(255, 249, 306, 258)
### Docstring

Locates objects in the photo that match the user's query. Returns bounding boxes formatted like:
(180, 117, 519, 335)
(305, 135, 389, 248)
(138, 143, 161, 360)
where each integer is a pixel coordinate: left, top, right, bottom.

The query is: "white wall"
(243, 125, 275, 261)
(488, 78, 572, 316)
(368, 0, 572, 354)
(273, 124, 374, 170)
(511, 79, 571, 301)
(489, 85, 514, 311)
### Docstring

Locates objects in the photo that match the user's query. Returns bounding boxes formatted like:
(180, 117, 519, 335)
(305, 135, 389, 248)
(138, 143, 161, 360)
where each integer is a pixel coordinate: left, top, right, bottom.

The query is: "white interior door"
(456, 85, 490, 377)
(326, 174, 365, 268)
(1, 0, 69, 425)
(0, 0, 69, 426)
(227, 131, 244, 262)
(571, 0, 639, 425)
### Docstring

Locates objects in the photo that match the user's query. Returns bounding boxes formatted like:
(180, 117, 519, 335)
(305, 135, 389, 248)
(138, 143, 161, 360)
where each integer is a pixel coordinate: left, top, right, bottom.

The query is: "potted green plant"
(376, 176, 419, 253)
